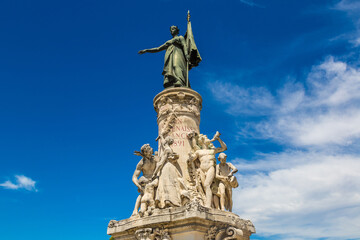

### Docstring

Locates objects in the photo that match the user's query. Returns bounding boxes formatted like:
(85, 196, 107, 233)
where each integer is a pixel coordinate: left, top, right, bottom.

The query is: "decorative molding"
(185, 199, 209, 213)
(153, 227, 172, 240)
(134, 227, 172, 240)
(135, 228, 153, 240)
(108, 220, 117, 229)
(204, 226, 218, 240)
(205, 225, 243, 240)
(153, 90, 202, 122)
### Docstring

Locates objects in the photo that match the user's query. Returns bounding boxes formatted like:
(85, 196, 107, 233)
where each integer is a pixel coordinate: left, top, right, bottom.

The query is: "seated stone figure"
(212, 153, 238, 212)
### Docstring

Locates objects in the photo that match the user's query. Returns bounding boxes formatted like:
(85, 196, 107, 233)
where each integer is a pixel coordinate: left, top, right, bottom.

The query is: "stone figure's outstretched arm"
(152, 134, 168, 178)
(132, 160, 143, 191)
(214, 136, 227, 154)
(152, 160, 164, 179)
(138, 40, 172, 54)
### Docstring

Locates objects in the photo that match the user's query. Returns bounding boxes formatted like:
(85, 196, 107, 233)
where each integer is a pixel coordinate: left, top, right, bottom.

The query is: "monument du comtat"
(107, 12, 255, 240)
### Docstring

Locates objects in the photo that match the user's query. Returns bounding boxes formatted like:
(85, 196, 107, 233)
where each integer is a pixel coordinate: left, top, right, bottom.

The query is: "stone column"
(153, 87, 202, 184)
(107, 88, 256, 240)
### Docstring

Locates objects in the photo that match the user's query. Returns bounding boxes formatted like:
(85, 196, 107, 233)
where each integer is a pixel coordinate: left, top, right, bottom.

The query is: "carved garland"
(155, 94, 201, 120)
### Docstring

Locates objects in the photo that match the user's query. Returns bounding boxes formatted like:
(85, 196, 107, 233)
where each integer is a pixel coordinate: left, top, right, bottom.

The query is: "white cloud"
(207, 4, 360, 237)
(210, 57, 360, 147)
(209, 56, 360, 239)
(307, 57, 360, 107)
(334, 0, 360, 47)
(210, 82, 275, 116)
(0, 175, 38, 192)
(355, 38, 360, 47)
(232, 151, 360, 239)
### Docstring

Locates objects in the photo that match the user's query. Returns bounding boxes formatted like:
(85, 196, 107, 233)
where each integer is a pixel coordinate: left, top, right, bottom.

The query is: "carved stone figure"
(187, 131, 227, 208)
(132, 144, 157, 216)
(213, 153, 238, 212)
(138, 177, 158, 216)
(155, 134, 189, 208)
(108, 12, 256, 240)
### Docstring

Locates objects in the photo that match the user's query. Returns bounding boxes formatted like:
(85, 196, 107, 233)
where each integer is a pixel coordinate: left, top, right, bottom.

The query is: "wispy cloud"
(209, 82, 274, 116)
(207, 2, 360, 239)
(233, 151, 360, 239)
(334, 0, 360, 47)
(209, 56, 360, 239)
(210, 57, 360, 147)
(0, 175, 38, 192)
(239, 0, 265, 8)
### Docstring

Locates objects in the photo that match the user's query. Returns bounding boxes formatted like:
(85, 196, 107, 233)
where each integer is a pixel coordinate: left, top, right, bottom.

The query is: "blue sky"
(1, 0, 360, 239)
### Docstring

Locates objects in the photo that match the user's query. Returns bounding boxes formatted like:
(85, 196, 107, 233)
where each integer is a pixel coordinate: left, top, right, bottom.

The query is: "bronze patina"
(138, 11, 201, 89)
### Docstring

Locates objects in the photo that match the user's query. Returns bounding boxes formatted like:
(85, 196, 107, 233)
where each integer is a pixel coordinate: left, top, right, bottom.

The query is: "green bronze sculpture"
(138, 11, 202, 89)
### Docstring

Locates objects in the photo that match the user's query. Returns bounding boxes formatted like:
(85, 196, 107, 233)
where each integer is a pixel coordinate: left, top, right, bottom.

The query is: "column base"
(108, 201, 255, 240)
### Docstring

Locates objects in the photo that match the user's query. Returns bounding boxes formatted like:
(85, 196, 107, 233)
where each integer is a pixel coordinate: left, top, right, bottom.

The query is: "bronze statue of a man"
(139, 26, 189, 88)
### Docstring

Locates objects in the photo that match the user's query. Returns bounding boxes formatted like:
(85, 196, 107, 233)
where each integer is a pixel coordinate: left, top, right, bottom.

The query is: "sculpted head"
(141, 144, 153, 158)
(199, 135, 214, 149)
(170, 25, 179, 36)
(198, 135, 207, 149)
(218, 153, 227, 163)
(204, 137, 211, 146)
(165, 136, 174, 145)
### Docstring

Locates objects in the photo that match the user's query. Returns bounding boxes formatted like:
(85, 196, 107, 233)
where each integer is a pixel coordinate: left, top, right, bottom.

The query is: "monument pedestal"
(108, 88, 255, 240)
(107, 201, 255, 240)
(153, 87, 202, 186)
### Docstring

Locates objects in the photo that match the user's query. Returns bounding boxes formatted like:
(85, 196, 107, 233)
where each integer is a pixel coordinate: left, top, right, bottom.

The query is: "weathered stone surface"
(153, 87, 202, 186)
(108, 202, 255, 240)
(112, 88, 255, 239)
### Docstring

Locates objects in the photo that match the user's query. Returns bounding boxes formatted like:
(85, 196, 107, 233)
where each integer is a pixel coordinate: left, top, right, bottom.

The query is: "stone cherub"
(138, 177, 158, 216)
(132, 144, 158, 216)
(213, 153, 238, 212)
(187, 131, 227, 208)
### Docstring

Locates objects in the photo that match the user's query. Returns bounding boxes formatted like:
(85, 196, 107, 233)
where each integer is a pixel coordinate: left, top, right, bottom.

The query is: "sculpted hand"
(135, 182, 143, 192)
(138, 50, 147, 54)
